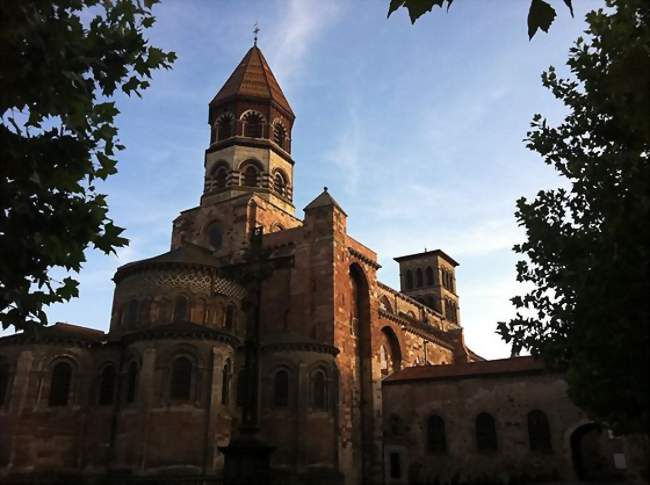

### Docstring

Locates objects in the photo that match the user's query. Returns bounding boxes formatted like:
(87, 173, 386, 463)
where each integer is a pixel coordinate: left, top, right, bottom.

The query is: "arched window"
(380, 296, 393, 313)
(243, 165, 259, 187)
(125, 361, 138, 404)
(426, 266, 435, 286)
(273, 123, 286, 146)
(0, 360, 9, 406)
(311, 369, 327, 410)
(137, 299, 150, 324)
(158, 298, 171, 323)
(274, 172, 286, 196)
(173, 296, 188, 322)
(98, 364, 116, 406)
(476, 412, 497, 451)
(405, 270, 413, 290)
(126, 299, 138, 327)
(273, 369, 289, 408)
(207, 223, 223, 250)
(170, 356, 193, 401)
(49, 361, 72, 407)
(528, 410, 552, 452)
(224, 304, 235, 330)
(427, 415, 447, 453)
(416, 268, 424, 287)
(221, 359, 231, 405)
(217, 114, 234, 141)
(214, 166, 228, 189)
(243, 112, 263, 138)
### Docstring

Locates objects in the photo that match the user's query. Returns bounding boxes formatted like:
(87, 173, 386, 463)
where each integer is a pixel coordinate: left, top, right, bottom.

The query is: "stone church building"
(0, 45, 645, 485)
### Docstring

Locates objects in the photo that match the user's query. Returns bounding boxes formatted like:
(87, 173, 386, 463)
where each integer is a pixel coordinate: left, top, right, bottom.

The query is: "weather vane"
(253, 21, 260, 46)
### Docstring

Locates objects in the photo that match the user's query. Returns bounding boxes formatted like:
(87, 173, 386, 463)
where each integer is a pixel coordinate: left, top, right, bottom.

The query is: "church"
(0, 44, 645, 485)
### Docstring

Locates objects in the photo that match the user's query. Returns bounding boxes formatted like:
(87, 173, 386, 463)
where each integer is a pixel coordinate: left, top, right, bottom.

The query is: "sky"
(3, 0, 601, 359)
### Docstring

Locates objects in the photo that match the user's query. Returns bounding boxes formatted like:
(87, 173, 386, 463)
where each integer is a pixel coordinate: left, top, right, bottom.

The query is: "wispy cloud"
(323, 105, 362, 194)
(266, 0, 341, 87)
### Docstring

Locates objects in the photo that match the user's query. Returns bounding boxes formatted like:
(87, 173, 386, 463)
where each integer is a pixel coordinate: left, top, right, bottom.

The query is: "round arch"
(379, 326, 402, 375)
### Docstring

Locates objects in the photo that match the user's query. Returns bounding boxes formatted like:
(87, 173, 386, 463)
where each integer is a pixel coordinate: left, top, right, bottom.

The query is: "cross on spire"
(253, 21, 260, 46)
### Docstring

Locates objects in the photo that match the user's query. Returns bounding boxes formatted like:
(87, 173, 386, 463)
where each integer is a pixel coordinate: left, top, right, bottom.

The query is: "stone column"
(139, 347, 156, 471)
(204, 347, 224, 474)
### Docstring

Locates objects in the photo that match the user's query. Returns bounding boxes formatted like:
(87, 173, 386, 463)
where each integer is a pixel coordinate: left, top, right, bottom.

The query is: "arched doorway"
(350, 263, 373, 483)
(570, 423, 625, 481)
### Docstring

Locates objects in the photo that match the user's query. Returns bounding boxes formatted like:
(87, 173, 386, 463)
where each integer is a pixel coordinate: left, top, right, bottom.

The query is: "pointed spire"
(210, 45, 294, 117)
(304, 187, 347, 216)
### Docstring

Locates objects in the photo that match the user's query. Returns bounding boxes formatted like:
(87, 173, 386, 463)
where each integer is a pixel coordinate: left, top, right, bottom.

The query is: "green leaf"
(387, 0, 406, 18)
(528, 0, 557, 40)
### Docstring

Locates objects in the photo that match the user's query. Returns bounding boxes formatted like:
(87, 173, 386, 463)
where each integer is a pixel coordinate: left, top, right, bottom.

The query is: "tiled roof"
(303, 188, 346, 215)
(115, 243, 217, 279)
(0, 322, 105, 346)
(393, 249, 459, 267)
(383, 356, 548, 384)
(211, 46, 294, 116)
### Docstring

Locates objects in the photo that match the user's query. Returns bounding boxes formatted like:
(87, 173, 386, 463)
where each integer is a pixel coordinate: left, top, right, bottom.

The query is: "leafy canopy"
(388, 0, 574, 40)
(497, 0, 649, 435)
(0, 0, 176, 331)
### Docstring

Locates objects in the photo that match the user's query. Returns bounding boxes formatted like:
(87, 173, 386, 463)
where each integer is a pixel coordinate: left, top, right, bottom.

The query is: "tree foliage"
(388, 0, 574, 40)
(0, 0, 176, 331)
(497, 0, 649, 435)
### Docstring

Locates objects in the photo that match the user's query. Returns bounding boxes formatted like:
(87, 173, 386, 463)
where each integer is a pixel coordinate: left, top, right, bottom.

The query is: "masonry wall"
(381, 370, 637, 484)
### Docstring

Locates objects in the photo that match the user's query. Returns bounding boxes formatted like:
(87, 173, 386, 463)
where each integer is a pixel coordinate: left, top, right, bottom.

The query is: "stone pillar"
(7, 350, 34, 470)
(296, 361, 308, 471)
(139, 347, 156, 471)
(204, 347, 224, 474)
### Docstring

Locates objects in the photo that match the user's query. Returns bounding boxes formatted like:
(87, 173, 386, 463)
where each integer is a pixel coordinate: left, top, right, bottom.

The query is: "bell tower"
(394, 249, 461, 325)
(202, 44, 296, 214)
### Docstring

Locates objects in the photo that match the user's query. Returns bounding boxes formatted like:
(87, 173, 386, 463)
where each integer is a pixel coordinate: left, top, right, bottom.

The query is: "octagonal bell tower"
(202, 43, 296, 215)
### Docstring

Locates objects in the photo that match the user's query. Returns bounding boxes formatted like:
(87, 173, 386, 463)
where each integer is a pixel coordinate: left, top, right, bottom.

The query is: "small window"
(221, 359, 231, 405)
(427, 415, 447, 453)
(0, 361, 9, 406)
(214, 166, 228, 189)
(98, 364, 116, 406)
(173, 296, 189, 322)
(126, 300, 138, 327)
(311, 370, 327, 410)
(138, 299, 150, 324)
(125, 361, 138, 404)
(243, 112, 263, 138)
(273, 369, 289, 408)
(426, 266, 435, 286)
(405, 270, 413, 290)
(273, 123, 286, 146)
(274, 172, 286, 196)
(224, 304, 235, 330)
(528, 410, 552, 452)
(243, 165, 259, 187)
(158, 298, 171, 323)
(170, 357, 193, 401)
(49, 361, 72, 407)
(416, 268, 423, 287)
(208, 224, 223, 250)
(476, 412, 497, 451)
(217, 115, 234, 140)
(389, 451, 402, 479)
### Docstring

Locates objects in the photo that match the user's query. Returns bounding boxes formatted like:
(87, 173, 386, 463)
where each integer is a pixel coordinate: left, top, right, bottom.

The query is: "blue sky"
(4, 1, 599, 358)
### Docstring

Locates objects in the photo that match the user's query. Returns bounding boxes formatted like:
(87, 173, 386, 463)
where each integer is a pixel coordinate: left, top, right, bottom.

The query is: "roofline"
(383, 357, 554, 385)
(393, 249, 459, 267)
